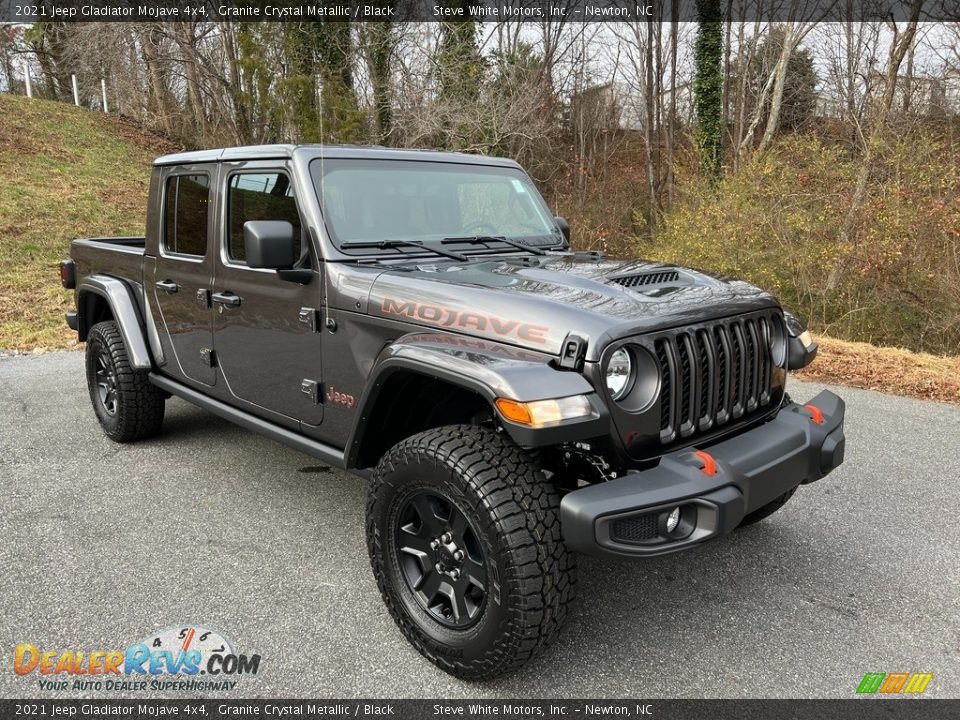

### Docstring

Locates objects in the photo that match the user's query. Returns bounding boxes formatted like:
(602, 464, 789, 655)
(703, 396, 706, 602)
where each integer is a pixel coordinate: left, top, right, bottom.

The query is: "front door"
(210, 164, 324, 427)
(148, 167, 216, 386)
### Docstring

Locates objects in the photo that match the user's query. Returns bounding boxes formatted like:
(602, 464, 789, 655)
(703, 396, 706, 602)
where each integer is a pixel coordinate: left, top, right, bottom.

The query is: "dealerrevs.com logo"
(14, 625, 261, 692)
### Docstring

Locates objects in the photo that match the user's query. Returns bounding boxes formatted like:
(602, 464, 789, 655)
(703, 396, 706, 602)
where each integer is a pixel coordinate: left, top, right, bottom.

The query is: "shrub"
(644, 133, 960, 355)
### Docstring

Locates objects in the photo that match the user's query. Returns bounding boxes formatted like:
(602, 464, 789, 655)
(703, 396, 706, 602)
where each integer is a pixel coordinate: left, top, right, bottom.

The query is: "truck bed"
(70, 236, 146, 289)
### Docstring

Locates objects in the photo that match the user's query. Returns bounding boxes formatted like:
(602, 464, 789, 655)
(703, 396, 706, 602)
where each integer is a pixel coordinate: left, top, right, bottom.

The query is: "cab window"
(163, 174, 210, 257)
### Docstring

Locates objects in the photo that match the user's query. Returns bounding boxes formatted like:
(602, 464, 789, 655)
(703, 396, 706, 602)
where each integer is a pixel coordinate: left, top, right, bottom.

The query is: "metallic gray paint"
(69, 145, 799, 473)
(76, 276, 152, 370)
(367, 254, 779, 359)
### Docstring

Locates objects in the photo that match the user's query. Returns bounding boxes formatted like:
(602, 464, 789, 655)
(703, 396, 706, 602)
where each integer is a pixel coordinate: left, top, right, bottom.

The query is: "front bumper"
(560, 390, 845, 558)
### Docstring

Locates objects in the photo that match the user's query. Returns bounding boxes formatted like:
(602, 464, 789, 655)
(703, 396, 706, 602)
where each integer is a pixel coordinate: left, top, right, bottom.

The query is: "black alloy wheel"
(367, 425, 576, 679)
(393, 491, 487, 628)
(94, 347, 119, 416)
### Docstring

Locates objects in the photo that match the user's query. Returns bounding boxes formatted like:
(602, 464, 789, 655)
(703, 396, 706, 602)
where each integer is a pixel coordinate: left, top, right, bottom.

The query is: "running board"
(149, 373, 348, 471)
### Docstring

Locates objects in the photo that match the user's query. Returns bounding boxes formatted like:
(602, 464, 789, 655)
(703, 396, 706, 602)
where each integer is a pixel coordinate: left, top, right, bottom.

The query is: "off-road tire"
(367, 425, 576, 680)
(85, 320, 165, 442)
(738, 487, 797, 527)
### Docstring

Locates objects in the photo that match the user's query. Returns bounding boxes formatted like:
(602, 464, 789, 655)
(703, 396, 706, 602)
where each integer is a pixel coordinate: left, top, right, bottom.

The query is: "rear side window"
(163, 174, 210, 257)
(227, 172, 302, 263)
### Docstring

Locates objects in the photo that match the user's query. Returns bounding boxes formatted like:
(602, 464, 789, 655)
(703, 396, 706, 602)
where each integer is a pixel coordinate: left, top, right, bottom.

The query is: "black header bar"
(1, 0, 958, 24)
(0, 699, 956, 719)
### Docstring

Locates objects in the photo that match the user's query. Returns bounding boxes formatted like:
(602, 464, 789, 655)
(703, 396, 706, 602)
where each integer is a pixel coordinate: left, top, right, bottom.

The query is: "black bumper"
(560, 390, 845, 558)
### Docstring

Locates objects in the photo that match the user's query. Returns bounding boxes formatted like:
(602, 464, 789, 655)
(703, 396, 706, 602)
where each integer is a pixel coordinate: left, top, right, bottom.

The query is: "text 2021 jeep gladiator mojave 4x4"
(60, 145, 845, 679)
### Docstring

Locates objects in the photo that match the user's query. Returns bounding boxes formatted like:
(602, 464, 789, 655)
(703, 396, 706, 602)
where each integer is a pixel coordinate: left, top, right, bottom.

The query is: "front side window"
(227, 172, 302, 263)
(163, 174, 209, 257)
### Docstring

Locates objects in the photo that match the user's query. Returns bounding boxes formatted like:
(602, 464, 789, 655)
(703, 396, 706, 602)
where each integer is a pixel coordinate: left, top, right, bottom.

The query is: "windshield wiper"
(442, 235, 547, 256)
(341, 239, 468, 261)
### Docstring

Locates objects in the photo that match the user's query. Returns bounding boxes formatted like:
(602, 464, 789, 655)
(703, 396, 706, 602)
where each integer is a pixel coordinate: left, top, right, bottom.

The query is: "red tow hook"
(692, 450, 717, 476)
(802, 404, 825, 425)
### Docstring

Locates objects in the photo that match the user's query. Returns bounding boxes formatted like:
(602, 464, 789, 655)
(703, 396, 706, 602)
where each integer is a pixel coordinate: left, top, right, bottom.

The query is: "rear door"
(147, 166, 216, 386)
(209, 162, 324, 428)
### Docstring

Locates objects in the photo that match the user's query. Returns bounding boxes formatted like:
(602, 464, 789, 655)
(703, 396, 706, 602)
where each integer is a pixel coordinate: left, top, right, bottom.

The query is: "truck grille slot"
(611, 270, 680, 288)
(610, 513, 660, 543)
(655, 315, 776, 445)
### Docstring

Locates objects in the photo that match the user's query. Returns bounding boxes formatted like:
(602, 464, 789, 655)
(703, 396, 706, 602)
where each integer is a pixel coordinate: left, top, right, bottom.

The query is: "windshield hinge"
(559, 333, 587, 371)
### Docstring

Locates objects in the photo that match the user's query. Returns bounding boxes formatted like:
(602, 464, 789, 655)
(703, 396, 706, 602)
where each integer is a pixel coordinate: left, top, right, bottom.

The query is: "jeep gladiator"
(61, 145, 845, 679)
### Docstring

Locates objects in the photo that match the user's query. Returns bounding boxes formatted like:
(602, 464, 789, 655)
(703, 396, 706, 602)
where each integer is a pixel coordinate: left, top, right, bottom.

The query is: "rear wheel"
(367, 425, 576, 679)
(85, 321, 165, 442)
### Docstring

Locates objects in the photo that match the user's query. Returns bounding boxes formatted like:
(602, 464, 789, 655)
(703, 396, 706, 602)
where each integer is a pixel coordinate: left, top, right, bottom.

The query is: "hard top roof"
(153, 144, 523, 168)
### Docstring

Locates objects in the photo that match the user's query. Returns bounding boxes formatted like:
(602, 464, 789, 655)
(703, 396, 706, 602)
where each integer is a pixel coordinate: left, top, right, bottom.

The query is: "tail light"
(59, 260, 76, 289)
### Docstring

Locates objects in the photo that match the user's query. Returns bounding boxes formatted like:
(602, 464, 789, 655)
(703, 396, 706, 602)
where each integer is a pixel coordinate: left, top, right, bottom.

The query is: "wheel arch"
(344, 333, 600, 470)
(77, 276, 152, 370)
(346, 360, 496, 470)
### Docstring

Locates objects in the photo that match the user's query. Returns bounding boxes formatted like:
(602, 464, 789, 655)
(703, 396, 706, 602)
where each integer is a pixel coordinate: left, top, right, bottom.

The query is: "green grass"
(0, 93, 177, 350)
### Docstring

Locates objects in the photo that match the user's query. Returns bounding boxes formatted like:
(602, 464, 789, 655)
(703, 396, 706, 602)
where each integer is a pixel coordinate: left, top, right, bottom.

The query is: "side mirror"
(554, 216, 571, 247)
(244, 221, 296, 269)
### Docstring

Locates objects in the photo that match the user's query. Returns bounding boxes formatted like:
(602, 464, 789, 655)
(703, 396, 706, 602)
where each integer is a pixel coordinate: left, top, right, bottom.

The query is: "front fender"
(78, 276, 152, 370)
(345, 332, 607, 467)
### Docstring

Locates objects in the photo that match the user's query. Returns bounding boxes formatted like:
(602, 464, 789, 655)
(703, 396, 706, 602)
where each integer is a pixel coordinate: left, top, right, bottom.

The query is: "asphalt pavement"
(1, 351, 958, 698)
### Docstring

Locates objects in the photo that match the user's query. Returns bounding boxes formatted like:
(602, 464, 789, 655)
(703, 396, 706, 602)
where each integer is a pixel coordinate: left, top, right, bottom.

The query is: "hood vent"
(610, 270, 680, 289)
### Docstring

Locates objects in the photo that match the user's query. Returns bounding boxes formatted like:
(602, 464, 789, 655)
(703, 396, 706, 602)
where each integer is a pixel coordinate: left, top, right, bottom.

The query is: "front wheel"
(366, 425, 576, 679)
(85, 320, 165, 443)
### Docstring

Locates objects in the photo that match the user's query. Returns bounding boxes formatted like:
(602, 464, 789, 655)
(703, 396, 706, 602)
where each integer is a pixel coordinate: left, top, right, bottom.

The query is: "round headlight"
(768, 314, 787, 367)
(606, 348, 633, 400)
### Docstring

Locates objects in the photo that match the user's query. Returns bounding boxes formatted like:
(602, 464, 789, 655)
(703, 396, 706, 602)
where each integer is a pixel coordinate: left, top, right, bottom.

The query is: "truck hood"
(367, 254, 779, 360)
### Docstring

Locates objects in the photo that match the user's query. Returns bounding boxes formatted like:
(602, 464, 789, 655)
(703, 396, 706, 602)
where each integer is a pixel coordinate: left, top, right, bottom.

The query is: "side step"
(149, 373, 348, 471)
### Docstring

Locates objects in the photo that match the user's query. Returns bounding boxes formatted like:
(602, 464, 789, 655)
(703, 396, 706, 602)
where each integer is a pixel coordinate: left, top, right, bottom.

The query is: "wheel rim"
(95, 348, 118, 416)
(393, 491, 487, 629)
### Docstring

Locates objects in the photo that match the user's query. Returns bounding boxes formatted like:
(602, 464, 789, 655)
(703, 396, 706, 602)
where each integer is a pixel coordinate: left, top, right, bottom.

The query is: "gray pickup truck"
(60, 145, 845, 679)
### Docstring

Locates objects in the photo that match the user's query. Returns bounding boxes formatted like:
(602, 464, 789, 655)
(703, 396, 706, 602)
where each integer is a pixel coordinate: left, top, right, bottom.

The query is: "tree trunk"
(694, 0, 724, 180)
(754, 23, 795, 157)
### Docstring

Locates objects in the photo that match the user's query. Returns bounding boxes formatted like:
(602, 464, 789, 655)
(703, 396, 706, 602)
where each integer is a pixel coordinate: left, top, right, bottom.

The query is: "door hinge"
(196, 288, 210, 308)
(298, 307, 321, 332)
(200, 348, 216, 367)
(301, 379, 320, 404)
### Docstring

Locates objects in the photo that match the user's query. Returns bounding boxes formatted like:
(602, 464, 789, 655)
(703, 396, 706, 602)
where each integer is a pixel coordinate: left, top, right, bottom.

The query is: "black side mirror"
(554, 216, 571, 247)
(244, 221, 296, 269)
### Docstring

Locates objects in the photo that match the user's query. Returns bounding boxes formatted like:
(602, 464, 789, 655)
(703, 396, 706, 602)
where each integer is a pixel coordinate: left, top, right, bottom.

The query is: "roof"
(153, 144, 522, 168)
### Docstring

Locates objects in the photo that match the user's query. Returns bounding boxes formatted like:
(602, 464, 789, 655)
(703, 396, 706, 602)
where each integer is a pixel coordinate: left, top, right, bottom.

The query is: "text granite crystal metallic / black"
(60, 144, 845, 680)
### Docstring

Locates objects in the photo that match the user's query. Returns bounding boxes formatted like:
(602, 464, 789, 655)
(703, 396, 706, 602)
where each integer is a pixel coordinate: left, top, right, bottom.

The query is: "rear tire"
(367, 425, 576, 680)
(85, 320, 165, 443)
(738, 487, 797, 527)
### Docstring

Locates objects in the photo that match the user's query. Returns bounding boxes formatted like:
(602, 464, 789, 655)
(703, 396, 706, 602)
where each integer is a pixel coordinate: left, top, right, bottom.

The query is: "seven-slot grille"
(653, 313, 779, 445)
(611, 270, 680, 288)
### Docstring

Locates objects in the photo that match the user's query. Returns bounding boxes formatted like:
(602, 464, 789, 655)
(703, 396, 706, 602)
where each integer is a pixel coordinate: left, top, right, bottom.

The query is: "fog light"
(665, 507, 681, 533)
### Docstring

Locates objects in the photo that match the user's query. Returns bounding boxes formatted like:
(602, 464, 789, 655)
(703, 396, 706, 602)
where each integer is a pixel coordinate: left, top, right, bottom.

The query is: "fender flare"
(77, 276, 152, 370)
(344, 332, 605, 469)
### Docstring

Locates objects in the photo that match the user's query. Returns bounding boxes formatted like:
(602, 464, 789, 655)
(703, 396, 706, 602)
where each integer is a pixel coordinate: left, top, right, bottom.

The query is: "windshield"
(310, 159, 563, 254)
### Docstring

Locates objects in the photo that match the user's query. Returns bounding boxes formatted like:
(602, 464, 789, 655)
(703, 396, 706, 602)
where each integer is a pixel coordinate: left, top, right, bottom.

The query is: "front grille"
(611, 270, 680, 288)
(653, 314, 777, 445)
(610, 513, 659, 543)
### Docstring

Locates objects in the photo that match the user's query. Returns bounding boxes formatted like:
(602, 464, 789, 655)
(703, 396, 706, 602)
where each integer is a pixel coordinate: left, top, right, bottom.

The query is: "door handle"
(156, 280, 179, 294)
(211, 291, 242, 308)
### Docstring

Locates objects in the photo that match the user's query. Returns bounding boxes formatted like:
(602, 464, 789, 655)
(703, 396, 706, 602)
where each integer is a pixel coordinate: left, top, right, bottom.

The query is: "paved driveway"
(1, 352, 958, 698)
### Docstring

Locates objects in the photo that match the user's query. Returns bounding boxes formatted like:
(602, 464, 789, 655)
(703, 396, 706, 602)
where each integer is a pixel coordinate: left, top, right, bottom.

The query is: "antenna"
(317, 64, 325, 221)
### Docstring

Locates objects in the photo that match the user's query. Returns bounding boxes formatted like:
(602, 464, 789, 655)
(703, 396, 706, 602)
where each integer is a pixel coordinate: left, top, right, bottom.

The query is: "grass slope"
(0, 93, 176, 350)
